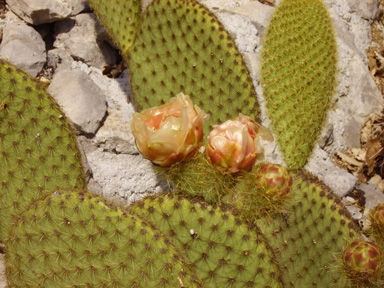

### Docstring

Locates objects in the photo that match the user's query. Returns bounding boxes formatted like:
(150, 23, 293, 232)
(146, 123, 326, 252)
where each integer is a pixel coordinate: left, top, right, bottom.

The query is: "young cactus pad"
(131, 194, 284, 288)
(127, 0, 260, 132)
(261, 0, 337, 168)
(258, 171, 358, 287)
(88, 0, 141, 56)
(0, 60, 84, 240)
(5, 191, 201, 287)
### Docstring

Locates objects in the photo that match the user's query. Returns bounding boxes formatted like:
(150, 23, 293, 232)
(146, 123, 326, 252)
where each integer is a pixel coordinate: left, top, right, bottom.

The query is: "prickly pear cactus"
(88, 0, 141, 56)
(261, 0, 337, 168)
(225, 163, 293, 221)
(259, 171, 358, 287)
(0, 60, 85, 240)
(127, 0, 260, 132)
(5, 191, 201, 287)
(131, 194, 285, 288)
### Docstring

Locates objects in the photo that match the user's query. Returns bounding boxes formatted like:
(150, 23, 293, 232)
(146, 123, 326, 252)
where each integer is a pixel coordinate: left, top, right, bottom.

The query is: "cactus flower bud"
(131, 93, 208, 166)
(342, 240, 383, 281)
(207, 114, 272, 173)
(371, 204, 384, 228)
(258, 163, 292, 197)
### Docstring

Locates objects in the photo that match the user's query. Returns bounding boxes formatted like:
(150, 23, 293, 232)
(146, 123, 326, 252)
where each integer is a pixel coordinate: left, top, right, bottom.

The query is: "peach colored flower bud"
(131, 93, 208, 166)
(207, 114, 272, 173)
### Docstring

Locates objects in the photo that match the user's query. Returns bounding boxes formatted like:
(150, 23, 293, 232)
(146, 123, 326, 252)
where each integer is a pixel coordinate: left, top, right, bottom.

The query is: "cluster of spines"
(88, 0, 141, 56)
(261, 0, 337, 168)
(0, 59, 85, 240)
(5, 190, 201, 287)
(127, 0, 259, 133)
(164, 152, 235, 203)
(259, 171, 358, 287)
(131, 194, 284, 288)
(225, 163, 293, 221)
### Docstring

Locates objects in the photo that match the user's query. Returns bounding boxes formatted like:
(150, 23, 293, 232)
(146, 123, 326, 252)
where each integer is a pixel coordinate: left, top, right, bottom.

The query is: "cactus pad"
(132, 194, 284, 288)
(261, 0, 337, 168)
(88, 0, 141, 56)
(259, 171, 358, 287)
(127, 0, 260, 132)
(0, 60, 84, 240)
(5, 191, 201, 287)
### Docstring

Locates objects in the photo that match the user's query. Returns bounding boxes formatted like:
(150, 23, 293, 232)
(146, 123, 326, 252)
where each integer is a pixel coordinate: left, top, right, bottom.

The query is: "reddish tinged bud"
(342, 240, 383, 282)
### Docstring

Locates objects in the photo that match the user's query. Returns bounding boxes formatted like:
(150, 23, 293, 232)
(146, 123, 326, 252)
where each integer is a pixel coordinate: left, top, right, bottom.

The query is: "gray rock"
(345, 0, 380, 21)
(224, 1, 275, 35)
(0, 21, 46, 77)
(0, 254, 5, 288)
(345, 205, 363, 220)
(357, 183, 384, 210)
(47, 48, 74, 74)
(6, 0, 89, 25)
(85, 148, 162, 204)
(54, 13, 117, 69)
(48, 69, 107, 134)
(305, 147, 357, 197)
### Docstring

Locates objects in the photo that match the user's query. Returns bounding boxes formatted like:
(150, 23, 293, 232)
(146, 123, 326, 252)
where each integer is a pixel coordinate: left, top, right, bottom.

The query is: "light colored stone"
(85, 148, 162, 204)
(345, 205, 363, 220)
(199, 0, 251, 10)
(48, 69, 107, 134)
(47, 48, 74, 74)
(217, 12, 259, 53)
(305, 146, 357, 197)
(357, 183, 384, 210)
(0, 253, 5, 288)
(6, 0, 89, 25)
(345, 0, 380, 21)
(224, 1, 275, 33)
(0, 21, 46, 77)
(54, 13, 117, 69)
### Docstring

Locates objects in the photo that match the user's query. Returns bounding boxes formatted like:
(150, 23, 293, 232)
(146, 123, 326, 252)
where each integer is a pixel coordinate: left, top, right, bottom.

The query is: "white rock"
(0, 254, 5, 288)
(47, 48, 74, 74)
(224, 1, 275, 34)
(54, 13, 117, 69)
(48, 69, 107, 134)
(305, 146, 357, 197)
(0, 21, 46, 77)
(216, 12, 259, 53)
(357, 183, 384, 210)
(345, 205, 363, 220)
(85, 148, 162, 204)
(199, 0, 251, 10)
(345, 0, 380, 21)
(6, 0, 89, 25)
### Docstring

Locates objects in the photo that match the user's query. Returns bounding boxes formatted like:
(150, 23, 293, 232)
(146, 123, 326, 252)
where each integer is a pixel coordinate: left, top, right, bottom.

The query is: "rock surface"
(0, 20, 46, 77)
(48, 69, 107, 134)
(54, 13, 117, 69)
(6, 0, 89, 25)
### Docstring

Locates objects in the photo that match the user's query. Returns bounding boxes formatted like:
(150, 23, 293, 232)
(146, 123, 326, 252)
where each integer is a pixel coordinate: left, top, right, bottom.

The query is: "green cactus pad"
(261, 0, 337, 168)
(88, 0, 141, 56)
(165, 152, 235, 204)
(258, 171, 358, 287)
(5, 191, 201, 287)
(0, 60, 85, 240)
(132, 194, 284, 288)
(127, 0, 260, 132)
